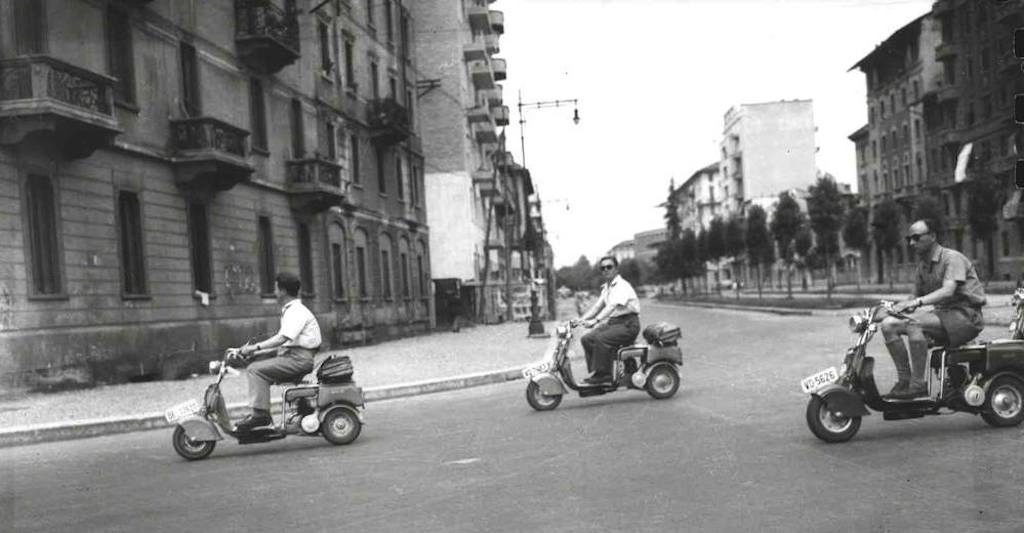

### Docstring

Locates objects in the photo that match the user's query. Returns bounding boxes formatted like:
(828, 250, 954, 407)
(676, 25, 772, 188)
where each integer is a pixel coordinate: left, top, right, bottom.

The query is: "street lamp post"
(516, 91, 580, 336)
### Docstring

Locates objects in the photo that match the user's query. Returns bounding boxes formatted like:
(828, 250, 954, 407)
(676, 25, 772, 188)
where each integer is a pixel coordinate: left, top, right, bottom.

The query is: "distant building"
(633, 228, 668, 267)
(607, 240, 635, 264)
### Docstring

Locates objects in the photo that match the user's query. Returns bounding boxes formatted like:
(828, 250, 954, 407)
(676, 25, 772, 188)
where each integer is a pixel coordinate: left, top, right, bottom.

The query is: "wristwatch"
(915, 298, 923, 308)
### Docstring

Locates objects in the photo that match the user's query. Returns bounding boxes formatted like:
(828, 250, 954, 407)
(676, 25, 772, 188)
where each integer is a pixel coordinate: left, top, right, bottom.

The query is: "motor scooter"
(166, 347, 365, 460)
(802, 292, 1024, 443)
(522, 320, 683, 411)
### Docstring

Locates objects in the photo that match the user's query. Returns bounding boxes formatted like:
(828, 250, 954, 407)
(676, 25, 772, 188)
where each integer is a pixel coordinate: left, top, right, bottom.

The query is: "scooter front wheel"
(172, 426, 216, 460)
(645, 365, 680, 399)
(806, 395, 861, 443)
(526, 381, 562, 411)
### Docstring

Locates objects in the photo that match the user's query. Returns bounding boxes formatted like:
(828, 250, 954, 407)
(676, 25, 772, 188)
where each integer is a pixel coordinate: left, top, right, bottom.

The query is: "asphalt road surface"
(3, 304, 1023, 532)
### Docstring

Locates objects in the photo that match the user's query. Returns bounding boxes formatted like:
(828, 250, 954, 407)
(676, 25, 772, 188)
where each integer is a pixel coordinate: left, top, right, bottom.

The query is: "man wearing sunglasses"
(577, 256, 641, 383)
(880, 219, 986, 399)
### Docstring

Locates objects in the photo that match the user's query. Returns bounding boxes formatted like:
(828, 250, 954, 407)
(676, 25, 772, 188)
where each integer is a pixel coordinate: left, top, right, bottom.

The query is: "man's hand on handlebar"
(891, 298, 922, 316)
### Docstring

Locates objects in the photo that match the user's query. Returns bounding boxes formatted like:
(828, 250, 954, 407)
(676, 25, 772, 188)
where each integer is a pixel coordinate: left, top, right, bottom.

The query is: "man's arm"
(241, 333, 289, 356)
(580, 298, 604, 321)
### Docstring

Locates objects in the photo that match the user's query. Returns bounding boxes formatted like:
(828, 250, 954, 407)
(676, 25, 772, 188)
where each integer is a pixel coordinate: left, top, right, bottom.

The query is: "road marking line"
(443, 457, 481, 465)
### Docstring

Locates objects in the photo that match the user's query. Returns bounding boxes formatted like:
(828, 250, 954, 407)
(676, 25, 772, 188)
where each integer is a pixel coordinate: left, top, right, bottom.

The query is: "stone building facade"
(0, 0, 430, 387)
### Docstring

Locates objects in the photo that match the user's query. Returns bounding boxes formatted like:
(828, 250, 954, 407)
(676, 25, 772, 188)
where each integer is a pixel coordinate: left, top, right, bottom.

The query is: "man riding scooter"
(882, 219, 986, 400)
(577, 256, 641, 384)
(228, 271, 323, 431)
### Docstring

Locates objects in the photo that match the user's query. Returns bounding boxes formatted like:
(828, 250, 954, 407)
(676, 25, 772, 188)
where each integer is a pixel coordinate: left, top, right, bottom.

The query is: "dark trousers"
(247, 347, 315, 411)
(581, 314, 640, 376)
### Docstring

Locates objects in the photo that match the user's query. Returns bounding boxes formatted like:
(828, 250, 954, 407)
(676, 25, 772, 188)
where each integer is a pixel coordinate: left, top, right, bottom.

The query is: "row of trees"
(655, 170, 1010, 298)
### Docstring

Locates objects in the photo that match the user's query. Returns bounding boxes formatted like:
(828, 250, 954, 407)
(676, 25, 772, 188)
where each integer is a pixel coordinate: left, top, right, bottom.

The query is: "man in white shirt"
(578, 256, 641, 384)
(231, 272, 322, 431)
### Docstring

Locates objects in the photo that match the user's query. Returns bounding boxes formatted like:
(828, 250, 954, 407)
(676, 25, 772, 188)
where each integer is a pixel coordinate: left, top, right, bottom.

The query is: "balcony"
(935, 42, 959, 61)
(469, 61, 495, 90)
(0, 56, 120, 160)
(494, 105, 510, 126)
(367, 97, 411, 146)
(491, 10, 504, 34)
(472, 119, 498, 145)
(473, 172, 500, 197)
(467, 5, 492, 32)
(491, 58, 507, 81)
(235, 0, 300, 74)
(479, 86, 503, 108)
(467, 106, 492, 124)
(170, 117, 253, 193)
(285, 157, 347, 212)
(493, 193, 515, 217)
(464, 42, 488, 62)
(932, 0, 954, 15)
(485, 33, 500, 54)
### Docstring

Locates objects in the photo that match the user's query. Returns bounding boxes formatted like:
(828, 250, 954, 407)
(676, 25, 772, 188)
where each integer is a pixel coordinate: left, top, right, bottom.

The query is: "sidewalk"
(0, 319, 560, 447)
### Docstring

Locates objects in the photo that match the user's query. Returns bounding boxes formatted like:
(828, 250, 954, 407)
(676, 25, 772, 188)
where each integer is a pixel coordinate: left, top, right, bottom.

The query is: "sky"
(494, 0, 936, 268)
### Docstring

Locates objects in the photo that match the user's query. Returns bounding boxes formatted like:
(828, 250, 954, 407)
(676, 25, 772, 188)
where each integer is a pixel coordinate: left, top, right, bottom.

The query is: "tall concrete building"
(850, 3, 1020, 282)
(412, 0, 521, 323)
(720, 100, 818, 201)
(0, 0, 430, 387)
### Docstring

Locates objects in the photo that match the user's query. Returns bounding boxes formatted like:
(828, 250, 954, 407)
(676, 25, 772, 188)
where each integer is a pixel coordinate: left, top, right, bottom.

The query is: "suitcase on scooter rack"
(642, 322, 681, 347)
(317, 354, 354, 383)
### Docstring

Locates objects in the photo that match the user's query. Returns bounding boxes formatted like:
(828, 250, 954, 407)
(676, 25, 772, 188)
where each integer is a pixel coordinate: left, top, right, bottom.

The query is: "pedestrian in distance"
(881, 219, 986, 400)
(576, 256, 641, 384)
(228, 272, 323, 431)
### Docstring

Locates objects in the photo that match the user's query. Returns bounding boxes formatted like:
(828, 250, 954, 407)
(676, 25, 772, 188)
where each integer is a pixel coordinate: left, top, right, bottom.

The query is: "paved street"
(3, 304, 1024, 532)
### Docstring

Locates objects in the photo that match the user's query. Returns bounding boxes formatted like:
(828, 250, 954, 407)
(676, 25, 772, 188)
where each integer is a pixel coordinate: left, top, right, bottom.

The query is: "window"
(325, 121, 337, 159)
(914, 119, 920, 142)
(107, 7, 135, 105)
(318, 20, 332, 74)
(355, 229, 368, 298)
(13, 0, 44, 55)
(344, 38, 356, 88)
(380, 236, 393, 300)
(869, 107, 875, 125)
(871, 140, 877, 160)
(331, 243, 344, 300)
(901, 88, 906, 106)
(417, 253, 426, 297)
(400, 10, 410, 59)
(945, 58, 956, 85)
(916, 155, 923, 183)
(410, 164, 419, 205)
(117, 191, 147, 297)
(389, 77, 397, 99)
(249, 78, 267, 151)
(180, 42, 200, 117)
(406, 88, 414, 127)
(376, 146, 387, 193)
(902, 125, 909, 146)
(366, 0, 375, 27)
(290, 98, 304, 158)
(257, 216, 275, 296)
(395, 155, 404, 200)
(384, 0, 394, 43)
(880, 101, 886, 118)
(187, 202, 212, 294)
(299, 223, 315, 297)
(1003, 231, 1010, 257)
(24, 175, 63, 296)
(904, 164, 911, 185)
(370, 62, 380, 99)
(400, 252, 409, 298)
(350, 135, 361, 184)
(913, 80, 919, 100)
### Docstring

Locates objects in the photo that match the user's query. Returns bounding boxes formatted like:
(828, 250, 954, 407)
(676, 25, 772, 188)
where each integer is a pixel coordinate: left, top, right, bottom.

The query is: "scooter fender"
(178, 416, 223, 441)
(531, 372, 566, 397)
(813, 384, 870, 417)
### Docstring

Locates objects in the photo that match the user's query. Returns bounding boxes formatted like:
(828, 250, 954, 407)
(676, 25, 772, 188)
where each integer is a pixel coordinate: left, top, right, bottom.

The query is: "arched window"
(354, 228, 369, 299)
(398, 236, 411, 299)
(328, 222, 347, 300)
(417, 239, 429, 298)
(379, 232, 394, 300)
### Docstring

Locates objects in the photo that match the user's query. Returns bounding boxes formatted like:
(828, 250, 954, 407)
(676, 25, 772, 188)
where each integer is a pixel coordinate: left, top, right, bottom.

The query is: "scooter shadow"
(811, 417, 1017, 446)
(526, 387, 692, 414)
(169, 434, 372, 463)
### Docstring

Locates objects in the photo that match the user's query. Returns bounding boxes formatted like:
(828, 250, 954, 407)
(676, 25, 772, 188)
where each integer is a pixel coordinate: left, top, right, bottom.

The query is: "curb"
(653, 299, 1013, 327)
(0, 365, 528, 449)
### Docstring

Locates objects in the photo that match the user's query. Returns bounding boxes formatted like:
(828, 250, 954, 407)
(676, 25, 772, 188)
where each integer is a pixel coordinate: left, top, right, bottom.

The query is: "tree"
(912, 194, 946, 239)
(769, 192, 805, 298)
(966, 175, 1002, 281)
(842, 205, 869, 289)
(745, 205, 773, 299)
(794, 226, 814, 291)
(664, 180, 681, 241)
(806, 175, 846, 300)
(707, 217, 727, 294)
(725, 215, 746, 298)
(679, 229, 699, 294)
(618, 258, 642, 287)
(872, 199, 902, 290)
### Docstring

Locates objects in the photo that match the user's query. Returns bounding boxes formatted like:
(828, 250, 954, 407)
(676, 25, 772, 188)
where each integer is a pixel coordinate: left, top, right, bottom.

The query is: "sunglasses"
(600, 265, 615, 271)
(905, 232, 930, 243)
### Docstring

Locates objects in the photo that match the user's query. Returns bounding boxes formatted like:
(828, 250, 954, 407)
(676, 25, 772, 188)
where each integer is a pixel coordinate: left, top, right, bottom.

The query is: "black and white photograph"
(0, 0, 1022, 530)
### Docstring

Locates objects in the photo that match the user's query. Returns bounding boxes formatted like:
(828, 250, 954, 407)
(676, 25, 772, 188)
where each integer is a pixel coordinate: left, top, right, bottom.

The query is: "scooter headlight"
(848, 315, 868, 333)
(209, 361, 223, 375)
(555, 325, 568, 337)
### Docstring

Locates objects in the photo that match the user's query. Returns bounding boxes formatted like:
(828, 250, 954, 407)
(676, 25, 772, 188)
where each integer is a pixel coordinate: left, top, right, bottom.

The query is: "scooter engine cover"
(533, 373, 566, 396)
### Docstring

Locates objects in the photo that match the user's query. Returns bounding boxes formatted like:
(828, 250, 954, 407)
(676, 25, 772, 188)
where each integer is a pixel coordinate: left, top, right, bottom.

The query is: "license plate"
(522, 361, 551, 379)
(800, 367, 838, 394)
(164, 398, 203, 424)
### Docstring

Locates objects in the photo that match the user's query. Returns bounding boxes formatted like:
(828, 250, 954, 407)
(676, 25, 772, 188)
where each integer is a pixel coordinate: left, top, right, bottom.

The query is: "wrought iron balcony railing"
(170, 116, 253, 192)
(285, 157, 348, 212)
(367, 98, 412, 145)
(235, 0, 300, 74)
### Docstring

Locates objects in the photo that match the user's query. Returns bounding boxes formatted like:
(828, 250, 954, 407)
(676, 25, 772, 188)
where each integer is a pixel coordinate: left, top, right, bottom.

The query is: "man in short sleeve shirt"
(881, 219, 986, 400)
(232, 272, 323, 431)
(577, 256, 641, 383)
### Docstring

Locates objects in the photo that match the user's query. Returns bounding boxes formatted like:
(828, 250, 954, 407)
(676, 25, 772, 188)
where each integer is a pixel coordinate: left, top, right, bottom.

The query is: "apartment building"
(0, 0, 429, 387)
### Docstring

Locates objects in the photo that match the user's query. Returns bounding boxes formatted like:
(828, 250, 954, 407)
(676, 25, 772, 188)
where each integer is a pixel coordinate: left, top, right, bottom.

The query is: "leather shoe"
(584, 374, 611, 384)
(235, 410, 272, 431)
(882, 380, 909, 399)
(889, 383, 928, 400)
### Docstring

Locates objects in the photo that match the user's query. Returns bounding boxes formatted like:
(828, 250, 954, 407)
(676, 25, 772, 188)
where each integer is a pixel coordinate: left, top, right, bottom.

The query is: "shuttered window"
(118, 191, 147, 297)
(25, 175, 62, 296)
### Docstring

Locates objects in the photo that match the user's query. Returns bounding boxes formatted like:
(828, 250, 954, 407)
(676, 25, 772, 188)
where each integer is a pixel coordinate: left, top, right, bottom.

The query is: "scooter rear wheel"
(805, 395, 861, 443)
(645, 366, 680, 399)
(981, 375, 1024, 427)
(526, 381, 562, 411)
(172, 426, 216, 460)
(321, 408, 362, 445)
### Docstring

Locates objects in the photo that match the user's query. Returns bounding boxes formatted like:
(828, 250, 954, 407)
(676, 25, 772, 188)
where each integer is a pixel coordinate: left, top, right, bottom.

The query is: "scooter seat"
(929, 346, 987, 369)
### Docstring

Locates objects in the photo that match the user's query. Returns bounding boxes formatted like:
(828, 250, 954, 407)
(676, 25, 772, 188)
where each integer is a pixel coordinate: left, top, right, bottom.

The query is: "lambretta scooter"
(166, 347, 365, 460)
(522, 320, 683, 411)
(802, 292, 1024, 443)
